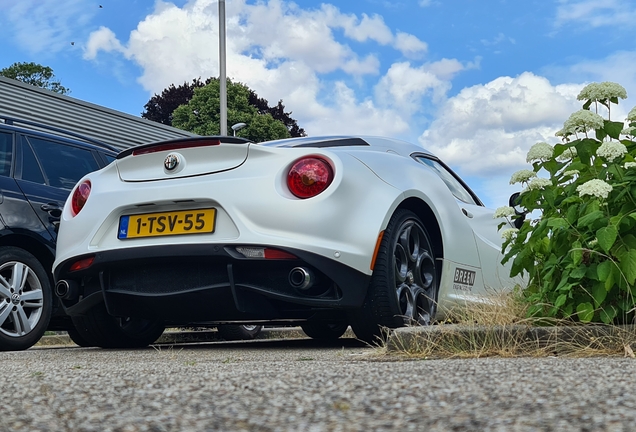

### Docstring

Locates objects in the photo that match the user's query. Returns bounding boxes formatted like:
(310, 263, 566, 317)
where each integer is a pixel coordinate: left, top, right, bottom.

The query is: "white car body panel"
(53, 135, 519, 324)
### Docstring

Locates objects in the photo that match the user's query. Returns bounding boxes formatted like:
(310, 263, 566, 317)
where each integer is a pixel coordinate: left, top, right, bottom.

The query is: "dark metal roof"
(0, 76, 197, 151)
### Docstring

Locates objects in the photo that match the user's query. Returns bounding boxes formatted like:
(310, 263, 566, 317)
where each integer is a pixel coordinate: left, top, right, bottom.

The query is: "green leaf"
(596, 226, 618, 253)
(618, 249, 636, 285)
(595, 128, 608, 142)
(598, 260, 615, 291)
(570, 266, 587, 279)
(591, 283, 607, 308)
(582, 100, 592, 110)
(571, 241, 583, 266)
(576, 302, 595, 322)
(554, 293, 567, 308)
(566, 205, 579, 224)
(604, 120, 624, 140)
(599, 306, 617, 324)
(547, 218, 569, 228)
(577, 210, 605, 228)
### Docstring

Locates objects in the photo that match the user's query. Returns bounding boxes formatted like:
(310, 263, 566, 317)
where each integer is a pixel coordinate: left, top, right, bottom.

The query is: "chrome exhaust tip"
(55, 280, 78, 300)
(289, 267, 313, 291)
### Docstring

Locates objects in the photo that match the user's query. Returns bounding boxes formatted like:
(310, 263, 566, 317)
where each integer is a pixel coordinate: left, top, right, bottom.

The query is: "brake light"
(287, 157, 334, 199)
(235, 247, 297, 260)
(132, 139, 221, 155)
(69, 256, 95, 272)
(71, 180, 91, 216)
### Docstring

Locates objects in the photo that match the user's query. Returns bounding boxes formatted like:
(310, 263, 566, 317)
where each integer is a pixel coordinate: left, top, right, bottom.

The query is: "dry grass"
(380, 289, 636, 359)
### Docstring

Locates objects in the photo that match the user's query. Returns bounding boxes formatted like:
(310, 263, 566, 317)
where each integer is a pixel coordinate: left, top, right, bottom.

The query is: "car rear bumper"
(54, 244, 371, 323)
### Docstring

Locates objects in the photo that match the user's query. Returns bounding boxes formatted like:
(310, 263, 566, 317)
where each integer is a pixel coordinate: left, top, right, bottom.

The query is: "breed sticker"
(453, 268, 476, 291)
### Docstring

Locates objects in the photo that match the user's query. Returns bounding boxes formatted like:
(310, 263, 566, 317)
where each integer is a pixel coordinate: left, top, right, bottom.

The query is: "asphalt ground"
(4, 327, 635, 431)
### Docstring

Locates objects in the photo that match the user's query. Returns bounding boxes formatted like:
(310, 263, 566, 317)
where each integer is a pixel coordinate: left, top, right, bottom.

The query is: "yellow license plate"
(118, 209, 216, 239)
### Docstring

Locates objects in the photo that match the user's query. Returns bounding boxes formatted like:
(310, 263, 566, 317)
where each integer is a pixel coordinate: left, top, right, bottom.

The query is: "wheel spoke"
(13, 307, 32, 335)
(395, 283, 413, 317)
(21, 289, 43, 303)
(394, 243, 408, 282)
(0, 302, 12, 327)
(0, 279, 11, 299)
(11, 262, 28, 292)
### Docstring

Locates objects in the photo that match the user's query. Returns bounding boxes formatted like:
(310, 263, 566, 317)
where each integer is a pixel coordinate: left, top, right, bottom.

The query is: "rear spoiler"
(117, 136, 252, 159)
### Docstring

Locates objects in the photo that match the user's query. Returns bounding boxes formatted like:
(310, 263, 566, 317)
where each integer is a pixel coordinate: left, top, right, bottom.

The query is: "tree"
(0, 62, 69, 94)
(172, 79, 290, 142)
(142, 78, 207, 126)
(142, 77, 306, 138)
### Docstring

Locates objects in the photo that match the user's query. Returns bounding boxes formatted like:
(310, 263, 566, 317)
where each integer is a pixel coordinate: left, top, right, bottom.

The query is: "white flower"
(527, 177, 552, 190)
(576, 179, 613, 200)
(562, 110, 605, 136)
(596, 141, 627, 162)
(621, 127, 636, 137)
(627, 106, 636, 122)
(493, 206, 516, 219)
(526, 142, 554, 163)
(556, 147, 578, 162)
(588, 239, 598, 247)
(501, 228, 519, 241)
(624, 162, 636, 169)
(577, 82, 627, 102)
(509, 169, 537, 184)
(563, 170, 579, 177)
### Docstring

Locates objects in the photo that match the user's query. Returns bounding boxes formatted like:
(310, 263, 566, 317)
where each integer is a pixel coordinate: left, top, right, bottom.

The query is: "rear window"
(0, 132, 13, 177)
(24, 136, 100, 189)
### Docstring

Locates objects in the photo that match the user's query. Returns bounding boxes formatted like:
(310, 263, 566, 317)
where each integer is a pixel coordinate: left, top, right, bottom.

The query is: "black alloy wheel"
(301, 321, 349, 340)
(72, 302, 165, 348)
(351, 209, 438, 344)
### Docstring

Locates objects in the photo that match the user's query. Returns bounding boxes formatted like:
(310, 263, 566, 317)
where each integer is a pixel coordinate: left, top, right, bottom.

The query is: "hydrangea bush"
(498, 82, 636, 323)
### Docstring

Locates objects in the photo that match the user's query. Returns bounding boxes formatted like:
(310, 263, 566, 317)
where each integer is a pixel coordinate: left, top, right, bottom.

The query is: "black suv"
(0, 116, 117, 350)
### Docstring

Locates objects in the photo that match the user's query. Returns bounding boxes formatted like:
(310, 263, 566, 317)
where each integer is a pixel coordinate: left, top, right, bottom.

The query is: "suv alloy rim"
(0, 261, 43, 337)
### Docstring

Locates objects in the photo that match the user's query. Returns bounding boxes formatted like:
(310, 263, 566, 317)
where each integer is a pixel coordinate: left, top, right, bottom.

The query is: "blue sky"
(1, 0, 635, 207)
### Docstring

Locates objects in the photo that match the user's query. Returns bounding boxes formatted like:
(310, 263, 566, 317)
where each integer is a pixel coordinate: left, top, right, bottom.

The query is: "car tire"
(71, 302, 164, 348)
(351, 209, 438, 344)
(0, 247, 52, 351)
(217, 324, 263, 341)
(66, 325, 93, 347)
(301, 322, 348, 340)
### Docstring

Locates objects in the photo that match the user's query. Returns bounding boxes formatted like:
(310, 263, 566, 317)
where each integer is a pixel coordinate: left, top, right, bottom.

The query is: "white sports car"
(53, 135, 518, 347)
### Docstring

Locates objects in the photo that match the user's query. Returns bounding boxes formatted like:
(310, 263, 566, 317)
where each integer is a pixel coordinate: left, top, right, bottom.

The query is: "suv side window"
(0, 132, 13, 177)
(413, 155, 481, 205)
(24, 136, 100, 189)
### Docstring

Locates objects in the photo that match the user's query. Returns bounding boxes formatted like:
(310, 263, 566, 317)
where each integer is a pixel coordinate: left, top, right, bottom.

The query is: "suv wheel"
(0, 247, 52, 351)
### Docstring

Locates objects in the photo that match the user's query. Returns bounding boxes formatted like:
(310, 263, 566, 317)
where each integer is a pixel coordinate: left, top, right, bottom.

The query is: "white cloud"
(2, 0, 97, 54)
(555, 0, 636, 27)
(419, 72, 583, 176)
(81, 0, 456, 139)
(393, 32, 428, 58)
(375, 60, 464, 114)
(84, 26, 125, 59)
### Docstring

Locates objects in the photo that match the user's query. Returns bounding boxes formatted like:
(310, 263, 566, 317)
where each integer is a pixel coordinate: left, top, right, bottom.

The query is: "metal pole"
(219, 0, 227, 135)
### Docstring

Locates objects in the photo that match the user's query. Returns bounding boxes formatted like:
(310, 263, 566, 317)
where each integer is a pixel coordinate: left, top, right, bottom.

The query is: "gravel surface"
(1, 338, 635, 431)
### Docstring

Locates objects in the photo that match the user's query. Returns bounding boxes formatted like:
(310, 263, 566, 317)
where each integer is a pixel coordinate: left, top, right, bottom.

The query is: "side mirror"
(508, 192, 526, 229)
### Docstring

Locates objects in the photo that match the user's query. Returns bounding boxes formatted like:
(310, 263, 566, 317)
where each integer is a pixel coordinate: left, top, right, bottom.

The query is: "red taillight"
(69, 256, 95, 272)
(71, 180, 91, 216)
(287, 157, 334, 199)
(132, 139, 221, 155)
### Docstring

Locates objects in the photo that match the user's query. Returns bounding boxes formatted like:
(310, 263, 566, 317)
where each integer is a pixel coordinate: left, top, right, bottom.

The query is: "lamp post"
(231, 122, 246, 136)
(219, 0, 227, 135)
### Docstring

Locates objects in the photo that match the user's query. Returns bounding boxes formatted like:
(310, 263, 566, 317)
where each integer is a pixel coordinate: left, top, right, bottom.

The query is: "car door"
(15, 134, 102, 240)
(413, 155, 518, 294)
(0, 130, 58, 244)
